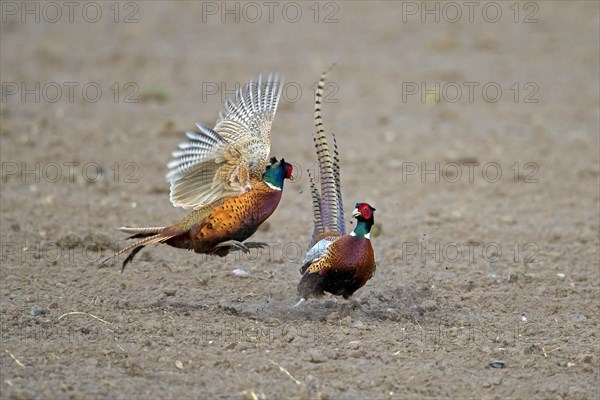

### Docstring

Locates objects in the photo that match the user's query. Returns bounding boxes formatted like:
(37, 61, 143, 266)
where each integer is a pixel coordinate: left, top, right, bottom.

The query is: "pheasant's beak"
(352, 208, 360, 217)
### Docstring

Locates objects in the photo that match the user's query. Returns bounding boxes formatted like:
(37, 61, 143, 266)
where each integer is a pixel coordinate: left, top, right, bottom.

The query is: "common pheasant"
(104, 74, 293, 271)
(295, 67, 377, 307)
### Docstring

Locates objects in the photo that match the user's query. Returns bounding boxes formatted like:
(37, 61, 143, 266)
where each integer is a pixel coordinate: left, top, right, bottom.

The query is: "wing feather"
(166, 73, 283, 209)
(301, 238, 335, 273)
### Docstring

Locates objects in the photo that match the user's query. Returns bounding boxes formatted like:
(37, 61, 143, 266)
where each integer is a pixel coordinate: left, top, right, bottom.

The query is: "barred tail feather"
(118, 226, 166, 238)
(308, 169, 324, 247)
(312, 64, 345, 237)
(102, 229, 176, 272)
(331, 132, 344, 233)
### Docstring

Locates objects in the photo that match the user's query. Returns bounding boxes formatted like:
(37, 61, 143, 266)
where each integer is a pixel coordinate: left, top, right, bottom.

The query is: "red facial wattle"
(358, 203, 372, 219)
(362, 208, 371, 219)
(285, 164, 293, 180)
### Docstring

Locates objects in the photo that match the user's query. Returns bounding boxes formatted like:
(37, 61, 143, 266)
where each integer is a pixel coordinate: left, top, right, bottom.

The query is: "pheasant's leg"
(293, 298, 306, 308)
(349, 297, 363, 310)
(213, 240, 250, 253)
(243, 242, 269, 249)
(221, 241, 270, 253)
(339, 297, 362, 316)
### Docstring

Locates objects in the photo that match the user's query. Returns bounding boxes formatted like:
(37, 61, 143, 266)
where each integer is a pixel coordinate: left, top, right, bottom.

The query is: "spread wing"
(166, 73, 284, 209)
(167, 124, 247, 209)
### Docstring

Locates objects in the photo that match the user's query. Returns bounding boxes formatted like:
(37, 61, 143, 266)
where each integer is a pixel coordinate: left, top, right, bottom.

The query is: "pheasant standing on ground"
(295, 67, 377, 308)
(103, 74, 293, 271)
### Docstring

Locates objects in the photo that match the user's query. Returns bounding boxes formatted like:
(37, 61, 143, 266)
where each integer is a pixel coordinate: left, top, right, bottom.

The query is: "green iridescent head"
(263, 157, 293, 189)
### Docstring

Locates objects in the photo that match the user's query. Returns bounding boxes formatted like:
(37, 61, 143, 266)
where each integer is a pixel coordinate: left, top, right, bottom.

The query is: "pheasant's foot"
(243, 242, 269, 249)
(293, 298, 306, 308)
(214, 240, 250, 253)
(339, 298, 362, 316)
(348, 297, 363, 310)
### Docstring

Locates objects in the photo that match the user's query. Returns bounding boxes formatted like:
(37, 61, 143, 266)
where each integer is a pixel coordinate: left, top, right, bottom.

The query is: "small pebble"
(572, 313, 586, 322)
(308, 349, 327, 363)
(348, 340, 361, 350)
(489, 360, 506, 368)
(30, 306, 47, 316)
(232, 268, 249, 277)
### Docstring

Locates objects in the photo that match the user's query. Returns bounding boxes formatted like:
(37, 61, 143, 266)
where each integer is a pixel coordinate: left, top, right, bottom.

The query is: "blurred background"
(1, 2, 598, 398)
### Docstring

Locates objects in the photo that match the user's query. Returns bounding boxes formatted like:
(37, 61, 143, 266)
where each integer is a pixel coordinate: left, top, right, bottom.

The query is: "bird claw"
(213, 241, 269, 255)
(243, 242, 269, 249)
(214, 240, 250, 253)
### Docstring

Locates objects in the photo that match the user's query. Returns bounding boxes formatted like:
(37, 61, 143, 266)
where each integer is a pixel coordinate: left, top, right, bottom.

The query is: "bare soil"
(1, 2, 599, 399)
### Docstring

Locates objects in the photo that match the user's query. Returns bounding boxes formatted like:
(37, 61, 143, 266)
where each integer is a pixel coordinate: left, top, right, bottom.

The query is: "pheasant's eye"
(285, 164, 293, 179)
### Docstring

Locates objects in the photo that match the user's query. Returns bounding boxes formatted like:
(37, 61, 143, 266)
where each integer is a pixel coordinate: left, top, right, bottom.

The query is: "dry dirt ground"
(1, 1, 599, 399)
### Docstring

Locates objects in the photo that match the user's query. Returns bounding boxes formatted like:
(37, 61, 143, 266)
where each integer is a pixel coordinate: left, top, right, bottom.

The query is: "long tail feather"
(102, 229, 176, 272)
(312, 64, 345, 238)
(330, 132, 344, 232)
(118, 226, 166, 238)
(308, 169, 323, 247)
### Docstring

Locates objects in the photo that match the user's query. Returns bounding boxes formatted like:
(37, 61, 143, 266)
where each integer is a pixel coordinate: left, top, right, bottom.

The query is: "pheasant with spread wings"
(104, 74, 293, 272)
